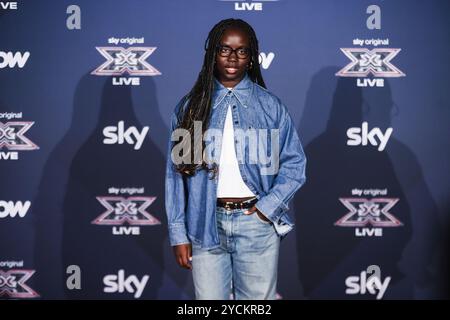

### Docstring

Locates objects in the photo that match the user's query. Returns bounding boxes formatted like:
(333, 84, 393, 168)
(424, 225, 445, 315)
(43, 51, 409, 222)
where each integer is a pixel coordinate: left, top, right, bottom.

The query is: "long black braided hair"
(174, 18, 266, 177)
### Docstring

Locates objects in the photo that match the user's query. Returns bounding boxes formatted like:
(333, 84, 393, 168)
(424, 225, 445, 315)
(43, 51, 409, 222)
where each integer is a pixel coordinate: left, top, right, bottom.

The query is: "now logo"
(0, 200, 31, 218)
(103, 121, 149, 150)
(103, 269, 149, 299)
(258, 52, 275, 70)
(347, 122, 393, 151)
(0, 51, 30, 68)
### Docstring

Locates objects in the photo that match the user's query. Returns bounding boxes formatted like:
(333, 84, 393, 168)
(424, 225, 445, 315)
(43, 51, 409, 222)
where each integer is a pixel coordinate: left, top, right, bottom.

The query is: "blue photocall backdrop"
(0, 0, 448, 299)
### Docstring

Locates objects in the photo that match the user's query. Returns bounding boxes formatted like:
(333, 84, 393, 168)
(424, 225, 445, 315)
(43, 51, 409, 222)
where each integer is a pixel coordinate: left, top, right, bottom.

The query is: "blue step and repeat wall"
(0, 0, 449, 299)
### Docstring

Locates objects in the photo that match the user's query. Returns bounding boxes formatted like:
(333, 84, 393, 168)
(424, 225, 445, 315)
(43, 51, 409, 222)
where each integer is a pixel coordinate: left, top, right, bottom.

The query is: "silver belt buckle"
(224, 202, 233, 211)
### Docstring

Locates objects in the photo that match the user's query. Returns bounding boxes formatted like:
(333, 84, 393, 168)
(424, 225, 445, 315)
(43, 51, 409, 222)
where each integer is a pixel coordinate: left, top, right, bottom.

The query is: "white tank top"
(216, 104, 255, 198)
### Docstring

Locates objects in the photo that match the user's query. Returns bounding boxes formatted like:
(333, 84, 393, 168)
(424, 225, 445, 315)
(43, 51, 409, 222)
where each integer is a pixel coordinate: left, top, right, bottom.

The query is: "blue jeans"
(191, 206, 280, 300)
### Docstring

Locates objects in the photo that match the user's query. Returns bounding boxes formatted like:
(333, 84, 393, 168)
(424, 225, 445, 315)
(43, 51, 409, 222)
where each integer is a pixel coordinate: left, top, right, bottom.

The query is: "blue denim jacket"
(165, 74, 306, 249)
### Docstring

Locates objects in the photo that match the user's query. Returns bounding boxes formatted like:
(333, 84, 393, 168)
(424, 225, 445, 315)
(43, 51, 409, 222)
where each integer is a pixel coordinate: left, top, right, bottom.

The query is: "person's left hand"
(245, 206, 271, 222)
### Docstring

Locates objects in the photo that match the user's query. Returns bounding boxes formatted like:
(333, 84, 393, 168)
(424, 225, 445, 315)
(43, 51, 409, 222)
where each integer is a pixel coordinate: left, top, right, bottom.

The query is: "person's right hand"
(173, 243, 192, 270)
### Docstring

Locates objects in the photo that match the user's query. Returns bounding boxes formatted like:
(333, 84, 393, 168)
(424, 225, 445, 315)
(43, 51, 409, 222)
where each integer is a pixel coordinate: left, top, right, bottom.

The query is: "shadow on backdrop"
(34, 74, 191, 299)
(295, 69, 413, 299)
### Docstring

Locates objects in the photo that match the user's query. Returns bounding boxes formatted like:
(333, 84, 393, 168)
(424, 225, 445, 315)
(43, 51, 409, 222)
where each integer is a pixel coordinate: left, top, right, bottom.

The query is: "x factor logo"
(0, 269, 39, 298)
(336, 48, 405, 77)
(91, 47, 161, 76)
(0, 121, 39, 151)
(92, 196, 160, 226)
(335, 198, 402, 227)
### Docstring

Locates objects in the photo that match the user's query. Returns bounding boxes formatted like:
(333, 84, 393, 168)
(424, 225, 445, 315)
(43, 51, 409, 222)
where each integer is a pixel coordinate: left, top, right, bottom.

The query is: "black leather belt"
(217, 197, 257, 210)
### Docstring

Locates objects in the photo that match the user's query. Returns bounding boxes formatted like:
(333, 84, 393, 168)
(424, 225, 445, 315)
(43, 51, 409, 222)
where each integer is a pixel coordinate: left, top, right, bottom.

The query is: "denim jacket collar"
(212, 73, 254, 109)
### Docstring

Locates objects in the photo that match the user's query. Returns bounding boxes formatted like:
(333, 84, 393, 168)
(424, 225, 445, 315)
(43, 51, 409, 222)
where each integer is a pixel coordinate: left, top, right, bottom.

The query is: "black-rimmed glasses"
(216, 45, 250, 59)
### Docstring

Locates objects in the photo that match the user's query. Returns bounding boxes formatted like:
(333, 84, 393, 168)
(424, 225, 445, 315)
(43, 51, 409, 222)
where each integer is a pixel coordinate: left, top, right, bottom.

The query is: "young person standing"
(165, 18, 306, 300)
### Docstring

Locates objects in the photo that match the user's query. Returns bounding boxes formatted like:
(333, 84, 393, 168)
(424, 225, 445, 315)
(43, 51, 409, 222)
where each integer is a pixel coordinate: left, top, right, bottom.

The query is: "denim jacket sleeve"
(255, 105, 307, 223)
(165, 103, 190, 246)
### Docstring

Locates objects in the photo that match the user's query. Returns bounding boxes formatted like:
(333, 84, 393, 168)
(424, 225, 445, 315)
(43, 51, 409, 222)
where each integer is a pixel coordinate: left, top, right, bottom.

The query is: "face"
(214, 28, 251, 88)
